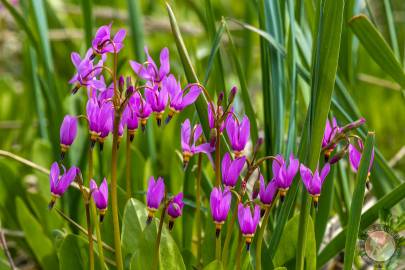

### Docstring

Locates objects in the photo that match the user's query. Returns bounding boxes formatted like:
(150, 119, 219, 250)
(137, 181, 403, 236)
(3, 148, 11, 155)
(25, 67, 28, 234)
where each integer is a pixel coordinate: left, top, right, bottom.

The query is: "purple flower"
(164, 75, 201, 122)
(181, 119, 213, 167)
(134, 92, 152, 132)
(92, 23, 126, 55)
(210, 187, 232, 237)
(348, 140, 374, 173)
(60, 115, 78, 157)
(130, 47, 170, 84)
(226, 115, 250, 157)
(69, 49, 105, 93)
(49, 162, 79, 209)
(145, 85, 168, 126)
(208, 104, 232, 132)
(300, 163, 331, 206)
(237, 203, 260, 250)
(322, 118, 341, 160)
(122, 97, 139, 141)
(221, 152, 246, 188)
(167, 192, 184, 230)
(146, 176, 165, 222)
(98, 102, 114, 145)
(259, 175, 278, 206)
(273, 154, 299, 199)
(90, 178, 108, 221)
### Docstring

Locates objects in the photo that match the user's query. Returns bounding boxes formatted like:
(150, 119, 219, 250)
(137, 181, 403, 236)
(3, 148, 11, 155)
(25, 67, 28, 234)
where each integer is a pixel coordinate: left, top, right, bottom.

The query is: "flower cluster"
(146, 176, 184, 230)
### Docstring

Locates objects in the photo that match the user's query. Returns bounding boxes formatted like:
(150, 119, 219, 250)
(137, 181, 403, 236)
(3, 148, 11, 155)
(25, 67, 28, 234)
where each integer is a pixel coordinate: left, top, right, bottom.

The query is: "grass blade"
(383, 0, 400, 59)
(80, 0, 93, 48)
(296, 1, 344, 269)
(224, 21, 259, 143)
(349, 15, 405, 88)
(126, 0, 145, 60)
(203, 20, 225, 86)
(343, 132, 375, 270)
(318, 181, 405, 267)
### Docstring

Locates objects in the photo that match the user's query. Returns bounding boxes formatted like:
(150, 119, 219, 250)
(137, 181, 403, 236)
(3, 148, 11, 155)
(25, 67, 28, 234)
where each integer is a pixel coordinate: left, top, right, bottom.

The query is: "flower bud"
(118, 76, 125, 92)
(341, 117, 366, 133)
(217, 92, 224, 106)
(228, 86, 237, 105)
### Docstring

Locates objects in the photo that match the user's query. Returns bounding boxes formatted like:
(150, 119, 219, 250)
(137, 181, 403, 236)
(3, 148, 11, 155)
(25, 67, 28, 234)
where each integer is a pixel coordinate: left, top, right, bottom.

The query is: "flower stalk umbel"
(46, 21, 375, 270)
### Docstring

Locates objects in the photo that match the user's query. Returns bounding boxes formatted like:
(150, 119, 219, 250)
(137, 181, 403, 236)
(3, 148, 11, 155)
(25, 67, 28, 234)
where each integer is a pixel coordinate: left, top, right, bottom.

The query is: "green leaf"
(273, 215, 316, 270)
(203, 260, 223, 270)
(296, 0, 345, 269)
(16, 197, 59, 270)
(317, 181, 405, 267)
(349, 15, 405, 89)
(57, 234, 102, 270)
(383, 0, 400, 59)
(203, 20, 225, 86)
(343, 132, 375, 270)
(224, 22, 259, 143)
(80, 0, 93, 48)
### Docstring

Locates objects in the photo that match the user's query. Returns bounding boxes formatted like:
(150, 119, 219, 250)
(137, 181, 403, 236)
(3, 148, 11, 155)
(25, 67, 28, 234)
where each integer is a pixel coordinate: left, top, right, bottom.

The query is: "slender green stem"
(215, 233, 221, 260)
(255, 207, 271, 270)
(85, 201, 94, 270)
(111, 49, 123, 270)
(196, 153, 203, 267)
(222, 202, 238, 266)
(296, 195, 311, 270)
(126, 130, 132, 199)
(235, 231, 243, 270)
(152, 205, 167, 270)
(91, 203, 105, 269)
(215, 127, 221, 187)
(89, 148, 105, 269)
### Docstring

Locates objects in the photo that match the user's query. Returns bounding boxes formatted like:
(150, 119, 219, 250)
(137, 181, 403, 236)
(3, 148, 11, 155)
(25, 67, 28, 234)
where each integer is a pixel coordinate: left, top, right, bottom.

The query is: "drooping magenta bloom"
(123, 96, 139, 142)
(221, 152, 246, 188)
(98, 102, 114, 150)
(226, 115, 250, 157)
(92, 23, 126, 55)
(134, 92, 152, 132)
(237, 203, 260, 250)
(207, 104, 233, 147)
(348, 140, 375, 173)
(322, 118, 341, 160)
(181, 119, 213, 167)
(167, 192, 184, 230)
(300, 163, 331, 207)
(130, 47, 170, 84)
(146, 176, 165, 223)
(59, 115, 78, 158)
(90, 178, 108, 221)
(145, 85, 168, 126)
(273, 154, 299, 200)
(210, 187, 232, 237)
(164, 75, 201, 123)
(49, 162, 79, 209)
(259, 175, 278, 206)
(69, 49, 105, 93)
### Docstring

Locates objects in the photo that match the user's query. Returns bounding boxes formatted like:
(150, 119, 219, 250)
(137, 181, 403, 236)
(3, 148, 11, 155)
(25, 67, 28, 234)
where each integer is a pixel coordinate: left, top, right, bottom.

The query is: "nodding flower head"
(164, 75, 202, 123)
(259, 175, 278, 206)
(49, 162, 79, 209)
(348, 140, 374, 189)
(322, 118, 341, 160)
(92, 23, 126, 55)
(167, 192, 184, 230)
(69, 49, 105, 94)
(221, 152, 246, 188)
(210, 187, 232, 238)
(98, 102, 114, 149)
(226, 115, 250, 157)
(90, 178, 109, 222)
(273, 154, 299, 200)
(145, 85, 168, 126)
(237, 203, 260, 250)
(130, 47, 170, 84)
(146, 176, 165, 223)
(60, 115, 78, 158)
(300, 163, 331, 208)
(134, 92, 152, 132)
(181, 119, 213, 168)
(123, 97, 139, 142)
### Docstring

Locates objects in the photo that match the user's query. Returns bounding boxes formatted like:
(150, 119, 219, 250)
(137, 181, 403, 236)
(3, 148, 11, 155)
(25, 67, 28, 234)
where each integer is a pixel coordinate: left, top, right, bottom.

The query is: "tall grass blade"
(343, 132, 375, 269)
(296, 0, 344, 269)
(203, 21, 225, 86)
(349, 15, 405, 89)
(383, 0, 400, 59)
(80, 0, 93, 48)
